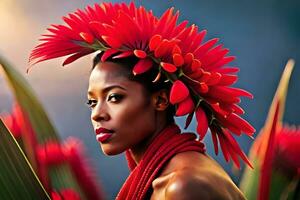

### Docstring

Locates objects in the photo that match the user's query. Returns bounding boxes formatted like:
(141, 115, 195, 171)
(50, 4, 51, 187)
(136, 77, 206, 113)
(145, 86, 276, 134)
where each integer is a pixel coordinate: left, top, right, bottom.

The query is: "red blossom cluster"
(250, 102, 300, 200)
(275, 125, 300, 173)
(29, 2, 255, 168)
(52, 189, 81, 200)
(1, 104, 104, 200)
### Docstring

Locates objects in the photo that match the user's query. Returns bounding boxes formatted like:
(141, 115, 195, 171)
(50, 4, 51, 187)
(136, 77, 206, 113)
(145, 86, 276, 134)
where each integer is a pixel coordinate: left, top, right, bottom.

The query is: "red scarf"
(116, 124, 205, 200)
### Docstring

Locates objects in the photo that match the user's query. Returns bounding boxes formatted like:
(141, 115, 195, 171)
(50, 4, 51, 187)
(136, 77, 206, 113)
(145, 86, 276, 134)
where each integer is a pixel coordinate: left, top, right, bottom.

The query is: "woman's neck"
(130, 120, 171, 164)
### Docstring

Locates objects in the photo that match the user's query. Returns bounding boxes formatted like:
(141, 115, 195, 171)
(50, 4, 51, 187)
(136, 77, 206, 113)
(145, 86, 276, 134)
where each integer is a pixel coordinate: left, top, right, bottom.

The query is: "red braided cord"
(125, 150, 137, 171)
(127, 126, 181, 199)
(116, 124, 205, 200)
(138, 140, 204, 199)
(136, 133, 197, 198)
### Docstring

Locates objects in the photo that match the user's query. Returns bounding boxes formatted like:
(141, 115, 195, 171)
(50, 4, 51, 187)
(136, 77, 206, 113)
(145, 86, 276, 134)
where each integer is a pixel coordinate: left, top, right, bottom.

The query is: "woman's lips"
(96, 133, 112, 142)
(95, 127, 114, 143)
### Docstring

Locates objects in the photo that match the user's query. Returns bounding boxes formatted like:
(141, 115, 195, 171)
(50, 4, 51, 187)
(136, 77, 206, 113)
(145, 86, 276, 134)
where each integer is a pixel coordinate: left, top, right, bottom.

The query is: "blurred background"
(0, 0, 299, 199)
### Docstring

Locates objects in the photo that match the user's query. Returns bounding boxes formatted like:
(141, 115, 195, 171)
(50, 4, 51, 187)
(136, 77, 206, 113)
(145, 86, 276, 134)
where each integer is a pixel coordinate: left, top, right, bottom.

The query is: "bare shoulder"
(151, 151, 246, 200)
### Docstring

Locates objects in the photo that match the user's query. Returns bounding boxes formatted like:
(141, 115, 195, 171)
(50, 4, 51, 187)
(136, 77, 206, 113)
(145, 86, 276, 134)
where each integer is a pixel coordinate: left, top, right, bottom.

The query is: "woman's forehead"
(92, 61, 131, 78)
(88, 64, 143, 95)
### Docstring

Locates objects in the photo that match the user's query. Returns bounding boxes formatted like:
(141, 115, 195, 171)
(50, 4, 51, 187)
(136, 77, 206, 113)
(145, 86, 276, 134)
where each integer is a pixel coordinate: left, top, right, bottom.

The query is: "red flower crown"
(29, 2, 255, 168)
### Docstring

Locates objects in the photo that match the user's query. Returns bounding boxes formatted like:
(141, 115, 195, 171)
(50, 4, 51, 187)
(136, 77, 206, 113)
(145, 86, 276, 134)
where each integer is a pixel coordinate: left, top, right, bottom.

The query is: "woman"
(29, 2, 254, 199)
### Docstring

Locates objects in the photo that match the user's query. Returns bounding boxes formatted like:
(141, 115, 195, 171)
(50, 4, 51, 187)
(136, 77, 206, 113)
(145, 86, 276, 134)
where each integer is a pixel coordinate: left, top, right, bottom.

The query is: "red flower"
(255, 102, 300, 200)
(169, 80, 189, 104)
(36, 141, 66, 166)
(132, 58, 153, 75)
(275, 125, 300, 173)
(1, 103, 39, 170)
(1, 104, 24, 139)
(63, 137, 104, 200)
(29, 2, 255, 168)
(51, 189, 81, 200)
(195, 107, 208, 140)
(175, 95, 194, 116)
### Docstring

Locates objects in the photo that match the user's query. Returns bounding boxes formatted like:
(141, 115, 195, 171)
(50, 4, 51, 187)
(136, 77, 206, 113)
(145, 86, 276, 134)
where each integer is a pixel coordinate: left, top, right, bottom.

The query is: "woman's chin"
(100, 144, 123, 156)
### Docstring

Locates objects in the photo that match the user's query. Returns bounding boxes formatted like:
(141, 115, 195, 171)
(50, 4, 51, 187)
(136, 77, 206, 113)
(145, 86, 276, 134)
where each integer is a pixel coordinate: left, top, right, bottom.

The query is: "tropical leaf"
(0, 119, 50, 200)
(239, 59, 296, 199)
(0, 55, 82, 195)
(0, 55, 58, 142)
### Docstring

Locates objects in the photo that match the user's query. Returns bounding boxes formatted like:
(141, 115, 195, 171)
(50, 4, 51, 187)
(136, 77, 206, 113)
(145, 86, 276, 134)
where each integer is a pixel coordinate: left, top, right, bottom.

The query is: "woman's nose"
(91, 103, 110, 122)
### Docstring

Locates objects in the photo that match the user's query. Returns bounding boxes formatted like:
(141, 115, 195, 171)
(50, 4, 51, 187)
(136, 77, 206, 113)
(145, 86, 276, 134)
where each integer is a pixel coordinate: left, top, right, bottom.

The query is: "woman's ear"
(152, 90, 169, 111)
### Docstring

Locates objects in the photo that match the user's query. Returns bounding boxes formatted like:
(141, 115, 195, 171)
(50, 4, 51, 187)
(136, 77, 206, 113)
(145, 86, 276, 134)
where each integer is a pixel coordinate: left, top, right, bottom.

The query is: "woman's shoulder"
(151, 151, 246, 200)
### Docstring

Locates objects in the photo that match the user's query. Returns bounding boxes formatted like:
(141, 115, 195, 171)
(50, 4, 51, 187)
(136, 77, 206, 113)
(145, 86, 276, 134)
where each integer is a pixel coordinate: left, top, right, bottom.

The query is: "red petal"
(154, 40, 170, 58)
(184, 53, 194, 66)
(101, 49, 118, 62)
(227, 104, 245, 115)
(259, 102, 280, 200)
(79, 32, 94, 44)
(226, 113, 255, 135)
(188, 68, 203, 79)
(37, 141, 65, 166)
(211, 128, 219, 155)
(206, 72, 222, 86)
(51, 192, 62, 200)
(206, 87, 244, 103)
(60, 189, 81, 200)
(134, 49, 147, 58)
(195, 107, 209, 140)
(102, 36, 122, 48)
(217, 115, 242, 135)
(210, 103, 229, 117)
(211, 87, 253, 99)
(194, 82, 208, 94)
(218, 134, 230, 162)
(172, 44, 182, 54)
(175, 96, 195, 116)
(213, 67, 239, 74)
(225, 140, 241, 169)
(169, 80, 189, 104)
(149, 34, 162, 51)
(218, 74, 238, 86)
(191, 59, 202, 71)
(161, 62, 177, 73)
(199, 71, 211, 82)
(132, 58, 153, 75)
(112, 51, 134, 59)
(89, 21, 105, 37)
(63, 138, 104, 200)
(222, 128, 253, 168)
(173, 53, 184, 66)
(63, 49, 94, 66)
(207, 56, 235, 70)
(194, 38, 219, 58)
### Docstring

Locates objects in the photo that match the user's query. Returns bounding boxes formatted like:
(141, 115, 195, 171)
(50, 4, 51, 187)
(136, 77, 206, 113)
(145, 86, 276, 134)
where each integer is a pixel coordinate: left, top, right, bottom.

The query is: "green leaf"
(269, 170, 295, 200)
(239, 159, 260, 200)
(0, 55, 83, 196)
(0, 119, 50, 199)
(0, 55, 59, 143)
(239, 60, 296, 199)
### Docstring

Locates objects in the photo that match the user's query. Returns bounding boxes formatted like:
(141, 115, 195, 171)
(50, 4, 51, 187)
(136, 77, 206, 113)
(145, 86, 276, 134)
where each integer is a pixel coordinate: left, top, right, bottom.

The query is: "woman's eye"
(86, 99, 97, 108)
(107, 94, 123, 103)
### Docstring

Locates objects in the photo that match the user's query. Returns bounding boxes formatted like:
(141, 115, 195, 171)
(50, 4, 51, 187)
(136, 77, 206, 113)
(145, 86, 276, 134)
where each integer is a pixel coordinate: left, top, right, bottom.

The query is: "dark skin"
(88, 61, 246, 200)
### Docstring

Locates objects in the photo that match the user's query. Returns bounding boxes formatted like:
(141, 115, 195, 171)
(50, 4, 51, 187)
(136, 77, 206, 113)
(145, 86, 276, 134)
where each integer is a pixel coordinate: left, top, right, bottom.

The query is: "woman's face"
(87, 61, 159, 155)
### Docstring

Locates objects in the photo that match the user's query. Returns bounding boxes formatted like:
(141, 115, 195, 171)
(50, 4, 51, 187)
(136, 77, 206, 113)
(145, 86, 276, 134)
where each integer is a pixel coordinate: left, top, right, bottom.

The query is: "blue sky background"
(1, 0, 299, 199)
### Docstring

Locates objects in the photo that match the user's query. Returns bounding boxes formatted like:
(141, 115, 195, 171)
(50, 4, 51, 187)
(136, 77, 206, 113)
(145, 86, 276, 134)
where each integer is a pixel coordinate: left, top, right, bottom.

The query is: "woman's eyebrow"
(88, 85, 127, 96)
(102, 85, 127, 93)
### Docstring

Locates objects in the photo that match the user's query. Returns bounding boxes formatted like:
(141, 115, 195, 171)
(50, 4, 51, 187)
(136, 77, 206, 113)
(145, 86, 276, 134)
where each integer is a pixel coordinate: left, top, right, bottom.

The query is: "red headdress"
(29, 2, 255, 168)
